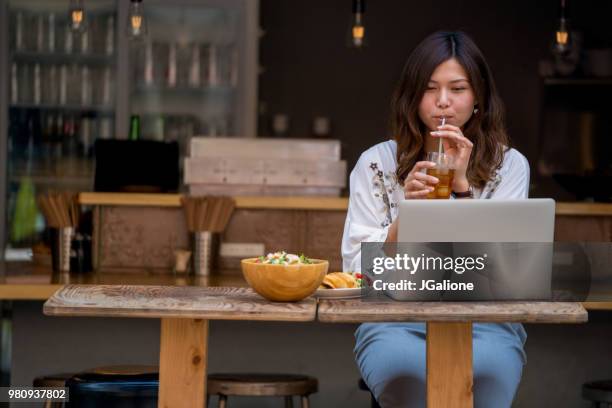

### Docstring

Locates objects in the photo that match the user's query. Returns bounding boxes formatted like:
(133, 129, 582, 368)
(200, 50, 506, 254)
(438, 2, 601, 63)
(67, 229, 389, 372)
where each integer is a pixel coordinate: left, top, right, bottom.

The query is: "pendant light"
(348, 0, 366, 48)
(68, 0, 86, 33)
(128, 0, 147, 39)
(554, 0, 569, 54)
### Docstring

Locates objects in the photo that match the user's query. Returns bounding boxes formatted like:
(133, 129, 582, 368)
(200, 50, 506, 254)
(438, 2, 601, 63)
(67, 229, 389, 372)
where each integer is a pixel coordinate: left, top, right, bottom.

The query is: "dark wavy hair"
(391, 31, 509, 188)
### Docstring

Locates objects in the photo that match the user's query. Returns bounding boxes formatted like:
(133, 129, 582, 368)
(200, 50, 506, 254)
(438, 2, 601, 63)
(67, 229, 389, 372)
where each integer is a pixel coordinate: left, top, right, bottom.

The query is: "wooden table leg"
(159, 318, 209, 408)
(426, 322, 473, 408)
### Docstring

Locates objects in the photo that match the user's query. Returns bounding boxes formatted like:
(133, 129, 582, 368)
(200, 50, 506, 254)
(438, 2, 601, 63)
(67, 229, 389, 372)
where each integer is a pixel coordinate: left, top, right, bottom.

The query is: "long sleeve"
(342, 149, 396, 272)
(490, 149, 530, 199)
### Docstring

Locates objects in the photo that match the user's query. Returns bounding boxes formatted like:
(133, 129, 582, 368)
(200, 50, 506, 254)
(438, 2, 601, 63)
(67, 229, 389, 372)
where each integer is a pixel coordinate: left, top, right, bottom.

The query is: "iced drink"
(425, 152, 455, 199)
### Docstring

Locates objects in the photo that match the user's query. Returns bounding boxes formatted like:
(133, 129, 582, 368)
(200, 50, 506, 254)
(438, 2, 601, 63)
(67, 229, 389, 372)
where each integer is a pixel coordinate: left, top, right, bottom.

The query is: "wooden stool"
(33, 373, 74, 408)
(207, 373, 318, 408)
(583, 380, 612, 408)
(358, 378, 381, 408)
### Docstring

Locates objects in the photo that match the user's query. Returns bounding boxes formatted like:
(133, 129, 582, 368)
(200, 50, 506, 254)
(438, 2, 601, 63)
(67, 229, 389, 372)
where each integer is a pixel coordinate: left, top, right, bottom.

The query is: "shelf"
(11, 51, 114, 66)
(10, 103, 114, 114)
(543, 77, 612, 86)
(133, 84, 235, 96)
(9, 174, 93, 187)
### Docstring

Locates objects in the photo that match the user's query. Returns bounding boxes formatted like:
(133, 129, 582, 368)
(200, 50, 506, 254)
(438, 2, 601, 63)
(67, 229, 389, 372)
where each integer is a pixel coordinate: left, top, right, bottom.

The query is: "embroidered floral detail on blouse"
(369, 162, 399, 228)
(483, 172, 502, 199)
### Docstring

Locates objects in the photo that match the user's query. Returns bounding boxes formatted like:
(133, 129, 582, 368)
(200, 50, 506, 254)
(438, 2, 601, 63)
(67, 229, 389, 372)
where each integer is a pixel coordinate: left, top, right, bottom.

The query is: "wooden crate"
(188, 137, 341, 160)
(188, 184, 342, 197)
(184, 157, 346, 187)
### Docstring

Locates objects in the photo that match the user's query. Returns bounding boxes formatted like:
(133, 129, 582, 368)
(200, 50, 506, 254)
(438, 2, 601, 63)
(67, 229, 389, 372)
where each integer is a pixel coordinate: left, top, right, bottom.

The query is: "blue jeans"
(355, 322, 527, 408)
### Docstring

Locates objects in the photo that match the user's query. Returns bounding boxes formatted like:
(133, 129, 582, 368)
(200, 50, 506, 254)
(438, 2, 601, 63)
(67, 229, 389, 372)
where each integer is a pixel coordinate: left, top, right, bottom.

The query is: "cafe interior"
(0, 0, 611, 407)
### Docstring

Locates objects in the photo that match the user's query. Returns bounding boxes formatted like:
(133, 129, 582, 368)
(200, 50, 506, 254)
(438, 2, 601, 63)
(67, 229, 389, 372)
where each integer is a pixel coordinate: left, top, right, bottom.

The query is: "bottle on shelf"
(15, 11, 24, 51)
(188, 43, 201, 88)
(33, 64, 41, 105)
(167, 42, 177, 87)
(59, 64, 68, 105)
(81, 66, 91, 106)
(105, 15, 115, 55)
(10, 63, 18, 105)
(48, 13, 56, 53)
(35, 14, 44, 52)
(129, 115, 140, 140)
(64, 25, 74, 53)
(144, 40, 154, 86)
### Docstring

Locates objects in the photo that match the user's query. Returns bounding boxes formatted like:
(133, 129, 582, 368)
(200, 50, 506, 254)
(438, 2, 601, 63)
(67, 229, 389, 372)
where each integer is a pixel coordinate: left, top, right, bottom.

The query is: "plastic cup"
(426, 152, 455, 199)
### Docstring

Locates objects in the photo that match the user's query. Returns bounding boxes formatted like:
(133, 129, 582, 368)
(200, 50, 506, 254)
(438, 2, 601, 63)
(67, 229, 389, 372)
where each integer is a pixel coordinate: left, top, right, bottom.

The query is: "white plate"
(315, 287, 362, 299)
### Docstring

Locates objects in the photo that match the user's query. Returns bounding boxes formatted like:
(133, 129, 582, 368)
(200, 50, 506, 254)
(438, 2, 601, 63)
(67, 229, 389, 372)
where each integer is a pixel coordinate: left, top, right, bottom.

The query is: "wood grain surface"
(43, 285, 317, 321)
(317, 299, 588, 323)
(159, 318, 208, 408)
(77, 193, 612, 215)
(427, 322, 473, 408)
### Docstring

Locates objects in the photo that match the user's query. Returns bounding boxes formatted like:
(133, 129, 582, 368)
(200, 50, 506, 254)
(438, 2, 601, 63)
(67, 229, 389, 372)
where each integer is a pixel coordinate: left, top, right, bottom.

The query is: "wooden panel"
(93, 206, 346, 271)
(223, 209, 305, 256)
(427, 322, 473, 408)
(305, 210, 345, 271)
(159, 318, 207, 408)
(189, 184, 342, 197)
(556, 203, 612, 216)
(43, 285, 317, 321)
(96, 206, 189, 270)
(555, 216, 612, 241)
(188, 137, 341, 160)
(317, 299, 588, 323)
(185, 157, 346, 187)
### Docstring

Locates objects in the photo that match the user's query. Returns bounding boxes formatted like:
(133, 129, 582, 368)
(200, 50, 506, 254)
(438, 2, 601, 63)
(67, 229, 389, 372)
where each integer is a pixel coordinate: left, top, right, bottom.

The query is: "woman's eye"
(426, 86, 436, 91)
(452, 87, 466, 91)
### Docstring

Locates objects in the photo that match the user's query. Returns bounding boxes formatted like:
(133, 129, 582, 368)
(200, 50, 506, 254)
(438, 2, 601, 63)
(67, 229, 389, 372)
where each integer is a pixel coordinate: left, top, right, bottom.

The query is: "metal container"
(51, 227, 74, 272)
(191, 231, 219, 276)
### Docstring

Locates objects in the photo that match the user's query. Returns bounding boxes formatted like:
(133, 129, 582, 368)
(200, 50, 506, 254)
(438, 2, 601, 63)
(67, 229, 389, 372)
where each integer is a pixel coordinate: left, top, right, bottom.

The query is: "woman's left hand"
(431, 124, 473, 190)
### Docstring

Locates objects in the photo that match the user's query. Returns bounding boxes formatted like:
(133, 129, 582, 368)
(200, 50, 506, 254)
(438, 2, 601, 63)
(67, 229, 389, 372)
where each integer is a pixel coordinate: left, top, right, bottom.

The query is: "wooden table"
(318, 298, 588, 408)
(43, 285, 317, 408)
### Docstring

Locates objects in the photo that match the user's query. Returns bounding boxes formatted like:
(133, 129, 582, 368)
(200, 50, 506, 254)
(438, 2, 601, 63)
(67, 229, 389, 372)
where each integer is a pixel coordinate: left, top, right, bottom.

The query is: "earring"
(473, 106, 479, 114)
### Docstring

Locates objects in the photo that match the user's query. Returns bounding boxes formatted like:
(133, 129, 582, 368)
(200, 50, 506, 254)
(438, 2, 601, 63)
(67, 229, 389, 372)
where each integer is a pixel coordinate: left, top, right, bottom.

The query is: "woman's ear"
(473, 103, 479, 114)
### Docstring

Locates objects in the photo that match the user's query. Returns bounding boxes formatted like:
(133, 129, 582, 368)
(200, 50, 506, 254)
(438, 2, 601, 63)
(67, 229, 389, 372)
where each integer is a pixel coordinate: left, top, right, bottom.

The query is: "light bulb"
(68, 0, 86, 33)
(554, 0, 570, 54)
(128, 0, 147, 39)
(349, 0, 366, 48)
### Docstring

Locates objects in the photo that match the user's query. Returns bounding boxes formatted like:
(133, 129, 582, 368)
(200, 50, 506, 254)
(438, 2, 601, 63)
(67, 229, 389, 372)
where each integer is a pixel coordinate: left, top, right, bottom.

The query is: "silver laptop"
(386, 199, 555, 301)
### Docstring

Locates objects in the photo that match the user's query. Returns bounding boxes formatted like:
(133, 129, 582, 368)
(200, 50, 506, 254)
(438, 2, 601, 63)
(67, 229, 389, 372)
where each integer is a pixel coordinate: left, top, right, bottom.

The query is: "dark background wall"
(258, 0, 612, 198)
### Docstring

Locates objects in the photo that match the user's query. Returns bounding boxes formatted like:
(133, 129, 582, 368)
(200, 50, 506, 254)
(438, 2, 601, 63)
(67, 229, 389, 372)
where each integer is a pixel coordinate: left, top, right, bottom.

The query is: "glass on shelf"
(18, 63, 32, 104)
(43, 65, 59, 105)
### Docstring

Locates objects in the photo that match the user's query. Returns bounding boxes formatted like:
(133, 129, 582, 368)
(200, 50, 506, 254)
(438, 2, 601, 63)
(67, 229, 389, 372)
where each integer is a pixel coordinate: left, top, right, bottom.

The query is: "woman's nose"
(436, 89, 450, 108)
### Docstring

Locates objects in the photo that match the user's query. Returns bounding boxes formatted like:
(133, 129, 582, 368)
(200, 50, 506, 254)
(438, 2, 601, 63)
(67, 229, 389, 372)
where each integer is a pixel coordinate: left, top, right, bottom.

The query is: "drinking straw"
(437, 117, 445, 163)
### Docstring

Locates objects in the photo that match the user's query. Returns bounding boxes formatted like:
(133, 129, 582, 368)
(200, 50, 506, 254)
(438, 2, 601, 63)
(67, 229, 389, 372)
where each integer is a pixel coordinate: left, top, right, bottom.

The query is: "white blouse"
(341, 139, 530, 272)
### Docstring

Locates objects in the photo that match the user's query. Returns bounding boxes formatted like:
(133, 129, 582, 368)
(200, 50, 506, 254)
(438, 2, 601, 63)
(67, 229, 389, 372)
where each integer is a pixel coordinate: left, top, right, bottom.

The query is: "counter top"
(2, 262, 611, 310)
(44, 285, 317, 321)
(318, 298, 588, 323)
(78, 193, 348, 211)
(0, 262, 247, 300)
(77, 193, 612, 215)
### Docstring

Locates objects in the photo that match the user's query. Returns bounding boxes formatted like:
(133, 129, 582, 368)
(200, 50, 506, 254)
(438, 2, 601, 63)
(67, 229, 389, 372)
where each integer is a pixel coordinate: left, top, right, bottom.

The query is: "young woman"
(341, 31, 529, 407)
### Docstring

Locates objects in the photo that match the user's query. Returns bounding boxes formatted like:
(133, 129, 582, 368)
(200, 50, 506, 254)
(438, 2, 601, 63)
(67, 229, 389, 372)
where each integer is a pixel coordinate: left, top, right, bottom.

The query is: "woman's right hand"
(403, 161, 439, 199)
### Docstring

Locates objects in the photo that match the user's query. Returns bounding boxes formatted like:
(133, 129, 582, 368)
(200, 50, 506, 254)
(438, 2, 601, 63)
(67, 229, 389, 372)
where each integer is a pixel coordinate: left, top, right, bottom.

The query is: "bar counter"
(78, 192, 612, 216)
(0, 262, 247, 300)
(1, 262, 610, 310)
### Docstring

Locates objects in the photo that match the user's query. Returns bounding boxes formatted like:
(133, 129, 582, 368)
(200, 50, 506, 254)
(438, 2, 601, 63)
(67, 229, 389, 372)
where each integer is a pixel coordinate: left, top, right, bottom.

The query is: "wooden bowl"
(241, 258, 329, 302)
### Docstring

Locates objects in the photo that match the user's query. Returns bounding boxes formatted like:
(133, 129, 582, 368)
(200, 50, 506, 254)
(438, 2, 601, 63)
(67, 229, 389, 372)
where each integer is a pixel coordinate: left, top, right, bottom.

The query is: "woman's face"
(418, 58, 476, 131)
